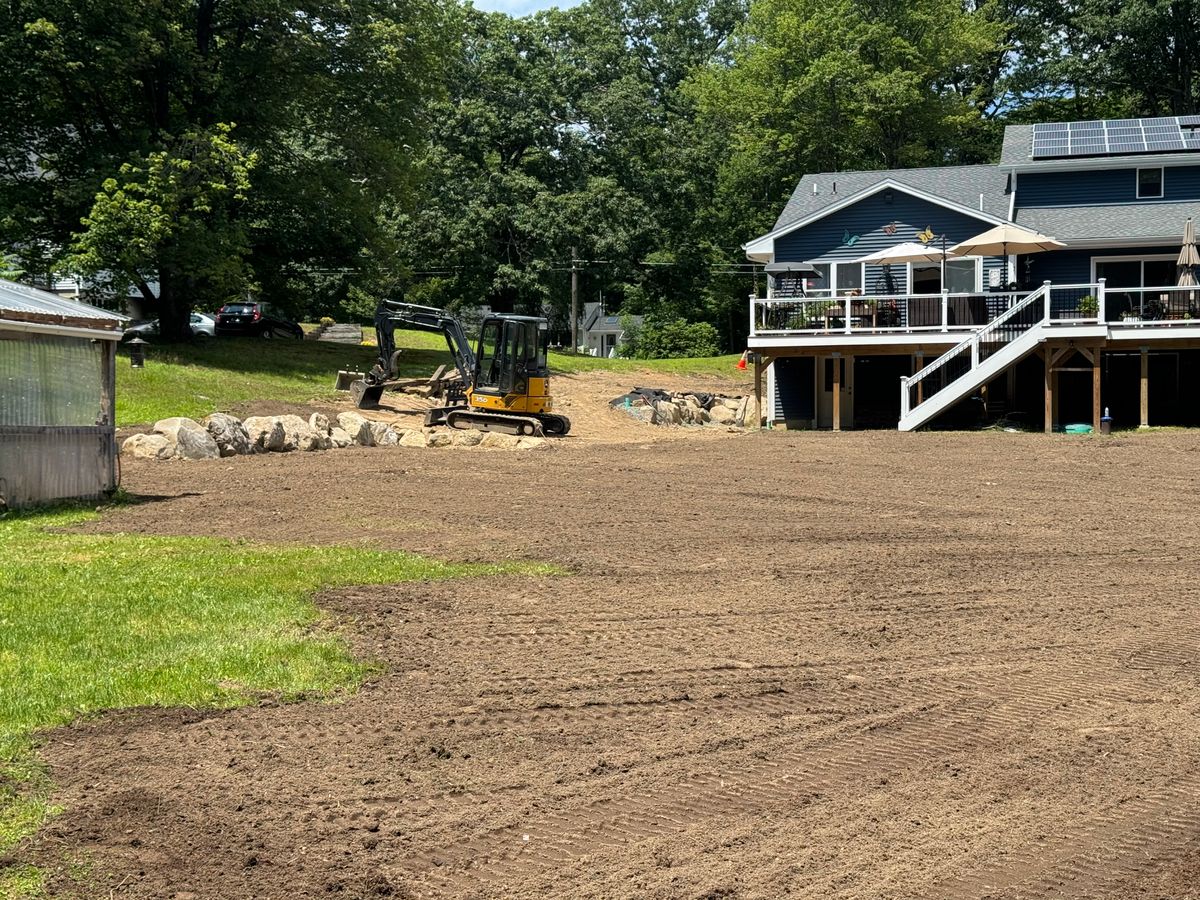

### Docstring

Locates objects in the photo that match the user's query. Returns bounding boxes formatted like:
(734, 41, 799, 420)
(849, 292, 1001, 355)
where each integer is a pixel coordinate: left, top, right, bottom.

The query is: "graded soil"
(14, 412, 1200, 898)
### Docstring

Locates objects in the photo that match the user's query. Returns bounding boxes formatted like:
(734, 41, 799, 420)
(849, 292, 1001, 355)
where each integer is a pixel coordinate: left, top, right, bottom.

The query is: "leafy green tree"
(0, 0, 448, 338)
(70, 126, 256, 334)
(622, 313, 720, 358)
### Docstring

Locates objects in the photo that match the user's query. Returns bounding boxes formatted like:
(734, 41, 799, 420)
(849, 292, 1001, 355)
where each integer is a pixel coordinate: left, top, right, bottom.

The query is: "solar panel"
(1031, 116, 1200, 159)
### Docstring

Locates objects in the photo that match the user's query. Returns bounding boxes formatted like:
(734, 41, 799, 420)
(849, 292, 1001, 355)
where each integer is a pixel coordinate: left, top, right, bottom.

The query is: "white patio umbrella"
(853, 242, 948, 265)
(949, 223, 1066, 285)
(854, 242, 950, 294)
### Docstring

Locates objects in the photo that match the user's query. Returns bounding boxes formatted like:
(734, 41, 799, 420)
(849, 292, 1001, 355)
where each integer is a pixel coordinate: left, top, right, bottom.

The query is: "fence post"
(971, 334, 980, 368)
(1096, 277, 1106, 324)
(1043, 280, 1052, 322)
(900, 376, 910, 419)
(941, 290, 949, 332)
(748, 293, 756, 337)
(844, 294, 852, 334)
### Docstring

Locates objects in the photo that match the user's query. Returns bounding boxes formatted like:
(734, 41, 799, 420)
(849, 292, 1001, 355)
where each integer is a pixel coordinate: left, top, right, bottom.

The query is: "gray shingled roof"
(999, 124, 1034, 166)
(1015, 202, 1200, 242)
(771, 164, 1010, 233)
(0, 279, 125, 325)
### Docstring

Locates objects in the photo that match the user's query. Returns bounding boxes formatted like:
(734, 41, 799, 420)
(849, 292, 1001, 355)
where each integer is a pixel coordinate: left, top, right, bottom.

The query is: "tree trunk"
(156, 266, 192, 342)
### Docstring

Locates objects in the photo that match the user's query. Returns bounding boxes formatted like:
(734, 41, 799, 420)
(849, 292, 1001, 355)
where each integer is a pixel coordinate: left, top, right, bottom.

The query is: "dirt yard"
(18, 381, 1200, 898)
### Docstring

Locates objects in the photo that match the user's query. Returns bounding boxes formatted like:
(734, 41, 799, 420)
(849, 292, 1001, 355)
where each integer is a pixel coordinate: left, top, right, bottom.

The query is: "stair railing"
(900, 282, 1050, 420)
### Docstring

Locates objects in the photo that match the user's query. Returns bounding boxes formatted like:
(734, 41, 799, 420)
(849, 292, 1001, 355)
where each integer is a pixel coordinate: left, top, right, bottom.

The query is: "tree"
(0, 0, 448, 338)
(687, 0, 1005, 233)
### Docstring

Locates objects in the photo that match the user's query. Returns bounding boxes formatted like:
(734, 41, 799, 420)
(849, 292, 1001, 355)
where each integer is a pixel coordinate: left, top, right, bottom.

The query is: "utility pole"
(570, 246, 580, 352)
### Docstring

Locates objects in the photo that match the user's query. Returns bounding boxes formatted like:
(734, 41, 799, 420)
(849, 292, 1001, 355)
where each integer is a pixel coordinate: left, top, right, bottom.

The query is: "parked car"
(215, 301, 303, 339)
(124, 312, 218, 340)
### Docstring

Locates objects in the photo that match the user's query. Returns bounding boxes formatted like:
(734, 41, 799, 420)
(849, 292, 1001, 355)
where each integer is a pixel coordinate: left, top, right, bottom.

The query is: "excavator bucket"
(334, 369, 365, 391)
(351, 379, 386, 409)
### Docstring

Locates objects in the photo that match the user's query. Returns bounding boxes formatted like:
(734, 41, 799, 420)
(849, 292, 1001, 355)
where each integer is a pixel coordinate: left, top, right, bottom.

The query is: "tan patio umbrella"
(1177, 217, 1198, 287)
(949, 223, 1066, 285)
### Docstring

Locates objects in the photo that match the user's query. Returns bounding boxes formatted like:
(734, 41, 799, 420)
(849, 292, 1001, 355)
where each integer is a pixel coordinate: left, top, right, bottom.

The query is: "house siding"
(1017, 166, 1200, 207)
(774, 190, 1007, 292)
(1024, 246, 1180, 285)
(771, 357, 815, 423)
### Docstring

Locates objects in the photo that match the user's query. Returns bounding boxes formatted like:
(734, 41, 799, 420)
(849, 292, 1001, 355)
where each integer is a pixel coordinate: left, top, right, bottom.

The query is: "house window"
(910, 258, 979, 294)
(1137, 168, 1163, 199)
(834, 263, 863, 295)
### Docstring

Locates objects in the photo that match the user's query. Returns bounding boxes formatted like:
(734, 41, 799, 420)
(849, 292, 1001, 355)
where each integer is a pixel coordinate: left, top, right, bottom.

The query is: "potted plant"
(1077, 295, 1099, 318)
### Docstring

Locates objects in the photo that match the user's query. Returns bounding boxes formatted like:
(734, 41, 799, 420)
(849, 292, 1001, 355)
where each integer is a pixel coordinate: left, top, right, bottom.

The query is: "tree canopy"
(1, 0, 1198, 351)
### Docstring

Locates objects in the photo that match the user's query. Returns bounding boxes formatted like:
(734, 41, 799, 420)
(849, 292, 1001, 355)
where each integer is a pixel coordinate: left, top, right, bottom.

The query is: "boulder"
(309, 412, 331, 435)
(653, 400, 682, 426)
(398, 430, 428, 448)
(709, 404, 735, 425)
(721, 397, 741, 411)
(735, 395, 762, 428)
(277, 414, 322, 451)
(122, 432, 174, 460)
(243, 416, 286, 452)
(329, 426, 354, 449)
(336, 412, 375, 446)
(451, 428, 484, 447)
(517, 437, 550, 451)
(627, 406, 658, 426)
(370, 421, 400, 446)
(202, 413, 252, 457)
(426, 431, 453, 448)
(480, 431, 521, 450)
(152, 417, 220, 460)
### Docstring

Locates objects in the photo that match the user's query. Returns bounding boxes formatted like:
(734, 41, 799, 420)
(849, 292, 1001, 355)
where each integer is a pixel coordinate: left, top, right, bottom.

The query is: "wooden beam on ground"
(1140, 347, 1150, 427)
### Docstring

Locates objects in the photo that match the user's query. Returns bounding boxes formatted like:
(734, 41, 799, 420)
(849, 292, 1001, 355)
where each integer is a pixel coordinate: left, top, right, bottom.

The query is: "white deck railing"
(750, 291, 1027, 336)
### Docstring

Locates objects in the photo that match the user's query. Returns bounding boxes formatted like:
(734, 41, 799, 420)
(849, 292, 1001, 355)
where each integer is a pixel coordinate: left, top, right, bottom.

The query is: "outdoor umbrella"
(852, 242, 946, 265)
(854, 242, 949, 294)
(949, 223, 1066, 285)
(1177, 217, 1198, 287)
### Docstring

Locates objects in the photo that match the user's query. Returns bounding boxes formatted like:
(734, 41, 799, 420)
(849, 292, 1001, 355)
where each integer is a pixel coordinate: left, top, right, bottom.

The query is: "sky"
(469, 0, 580, 16)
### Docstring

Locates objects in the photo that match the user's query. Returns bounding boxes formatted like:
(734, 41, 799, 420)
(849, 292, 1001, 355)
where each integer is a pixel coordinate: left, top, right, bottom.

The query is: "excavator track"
(441, 408, 545, 437)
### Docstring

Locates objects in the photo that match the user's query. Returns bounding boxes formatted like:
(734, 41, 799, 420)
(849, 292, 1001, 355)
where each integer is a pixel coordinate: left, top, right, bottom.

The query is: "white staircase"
(898, 284, 1050, 431)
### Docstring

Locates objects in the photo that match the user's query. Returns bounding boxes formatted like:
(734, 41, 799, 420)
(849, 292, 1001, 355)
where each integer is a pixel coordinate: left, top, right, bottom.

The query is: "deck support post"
(914, 352, 924, 405)
(1043, 347, 1054, 434)
(1006, 364, 1017, 411)
(1140, 347, 1149, 427)
(832, 352, 841, 432)
(1092, 348, 1102, 431)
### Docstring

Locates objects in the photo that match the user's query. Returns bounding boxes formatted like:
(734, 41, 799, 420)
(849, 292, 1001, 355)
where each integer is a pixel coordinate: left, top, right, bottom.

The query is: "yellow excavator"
(351, 299, 571, 437)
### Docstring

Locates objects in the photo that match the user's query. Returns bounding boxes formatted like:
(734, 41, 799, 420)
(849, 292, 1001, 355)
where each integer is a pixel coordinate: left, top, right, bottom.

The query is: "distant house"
(0, 280, 125, 508)
(580, 302, 641, 357)
(744, 115, 1200, 431)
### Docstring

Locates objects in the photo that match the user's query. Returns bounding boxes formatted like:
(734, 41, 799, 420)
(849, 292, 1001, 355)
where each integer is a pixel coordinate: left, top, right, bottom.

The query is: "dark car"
(215, 302, 303, 339)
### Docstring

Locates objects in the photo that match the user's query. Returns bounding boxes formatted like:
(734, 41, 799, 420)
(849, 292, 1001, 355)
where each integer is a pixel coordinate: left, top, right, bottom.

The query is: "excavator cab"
(471, 317, 551, 411)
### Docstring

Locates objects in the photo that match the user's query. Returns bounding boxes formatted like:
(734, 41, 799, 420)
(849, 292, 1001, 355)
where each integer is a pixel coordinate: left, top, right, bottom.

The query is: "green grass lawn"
(0, 504, 552, 896)
(117, 331, 743, 426)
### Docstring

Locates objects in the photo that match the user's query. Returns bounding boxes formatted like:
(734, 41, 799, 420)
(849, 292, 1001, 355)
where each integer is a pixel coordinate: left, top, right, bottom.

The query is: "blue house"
(744, 116, 1200, 431)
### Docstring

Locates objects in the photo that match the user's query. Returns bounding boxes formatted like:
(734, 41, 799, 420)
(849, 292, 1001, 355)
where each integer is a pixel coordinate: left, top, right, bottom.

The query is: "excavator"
(351, 299, 571, 437)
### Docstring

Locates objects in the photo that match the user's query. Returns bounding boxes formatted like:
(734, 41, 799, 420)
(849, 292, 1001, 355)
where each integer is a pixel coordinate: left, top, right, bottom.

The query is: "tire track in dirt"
(399, 660, 1158, 891)
(928, 776, 1200, 899)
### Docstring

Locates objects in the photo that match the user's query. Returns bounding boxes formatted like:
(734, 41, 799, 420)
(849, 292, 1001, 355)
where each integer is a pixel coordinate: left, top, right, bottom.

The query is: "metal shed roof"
(0, 279, 125, 333)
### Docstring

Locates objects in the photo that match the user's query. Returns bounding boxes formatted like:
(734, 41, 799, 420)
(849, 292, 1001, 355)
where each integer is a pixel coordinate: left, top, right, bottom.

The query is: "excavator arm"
(367, 299, 476, 385)
(352, 300, 476, 408)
